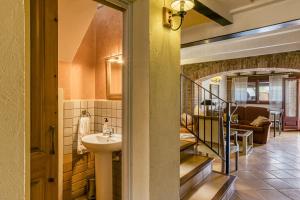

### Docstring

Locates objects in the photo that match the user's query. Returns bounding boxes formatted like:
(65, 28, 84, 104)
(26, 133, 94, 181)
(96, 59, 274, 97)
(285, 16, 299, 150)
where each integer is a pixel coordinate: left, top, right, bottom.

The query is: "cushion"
(250, 116, 270, 127)
(239, 125, 264, 132)
(181, 113, 192, 126)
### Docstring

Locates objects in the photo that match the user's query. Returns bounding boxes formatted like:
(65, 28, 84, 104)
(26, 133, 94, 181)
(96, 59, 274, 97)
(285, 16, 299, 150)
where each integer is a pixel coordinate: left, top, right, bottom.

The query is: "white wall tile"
(64, 128, 72, 137)
(88, 108, 94, 116)
(106, 101, 112, 109)
(117, 118, 122, 127)
(64, 119, 73, 128)
(101, 101, 106, 109)
(73, 125, 78, 134)
(102, 109, 107, 117)
(111, 109, 117, 117)
(64, 136, 72, 146)
(64, 102, 74, 110)
(64, 109, 73, 119)
(81, 101, 87, 108)
(112, 101, 117, 109)
(88, 101, 94, 108)
(73, 109, 80, 117)
(73, 117, 79, 125)
(112, 118, 117, 126)
(117, 101, 122, 109)
(73, 101, 80, 109)
(117, 110, 122, 118)
(107, 109, 111, 117)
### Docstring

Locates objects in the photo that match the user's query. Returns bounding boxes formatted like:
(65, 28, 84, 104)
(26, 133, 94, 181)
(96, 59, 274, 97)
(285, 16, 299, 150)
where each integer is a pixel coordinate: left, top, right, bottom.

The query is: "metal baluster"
(225, 102, 231, 175)
(191, 83, 194, 133)
(211, 99, 213, 149)
(198, 86, 200, 144)
(203, 89, 206, 145)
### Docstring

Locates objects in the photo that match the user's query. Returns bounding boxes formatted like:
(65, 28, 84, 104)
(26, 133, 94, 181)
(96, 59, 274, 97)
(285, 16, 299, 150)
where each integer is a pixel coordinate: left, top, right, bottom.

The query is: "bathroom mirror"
(106, 55, 123, 100)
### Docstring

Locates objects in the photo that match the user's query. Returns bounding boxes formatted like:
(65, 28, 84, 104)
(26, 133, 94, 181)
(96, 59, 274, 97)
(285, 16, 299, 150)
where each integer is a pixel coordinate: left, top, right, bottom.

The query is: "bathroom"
(57, 1, 123, 199)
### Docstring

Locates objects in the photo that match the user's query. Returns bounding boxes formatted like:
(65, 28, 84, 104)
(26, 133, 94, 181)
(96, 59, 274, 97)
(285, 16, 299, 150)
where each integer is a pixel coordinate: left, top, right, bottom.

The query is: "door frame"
(94, 1, 134, 199)
(30, 0, 134, 199)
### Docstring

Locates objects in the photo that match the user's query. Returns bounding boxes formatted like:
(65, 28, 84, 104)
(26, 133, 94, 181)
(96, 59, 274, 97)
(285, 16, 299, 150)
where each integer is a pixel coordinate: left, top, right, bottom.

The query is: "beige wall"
(131, 0, 181, 199)
(0, 0, 28, 199)
(0, 0, 181, 199)
(59, 6, 122, 100)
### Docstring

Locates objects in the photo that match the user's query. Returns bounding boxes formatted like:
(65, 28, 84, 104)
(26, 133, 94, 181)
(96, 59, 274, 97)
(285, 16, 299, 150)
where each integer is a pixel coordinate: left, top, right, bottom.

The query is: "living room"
(180, 51, 300, 200)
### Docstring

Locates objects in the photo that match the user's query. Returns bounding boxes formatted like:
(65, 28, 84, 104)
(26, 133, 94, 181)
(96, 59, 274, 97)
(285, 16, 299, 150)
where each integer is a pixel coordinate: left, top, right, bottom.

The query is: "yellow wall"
(0, 1, 181, 199)
(0, 0, 28, 199)
(131, 0, 181, 199)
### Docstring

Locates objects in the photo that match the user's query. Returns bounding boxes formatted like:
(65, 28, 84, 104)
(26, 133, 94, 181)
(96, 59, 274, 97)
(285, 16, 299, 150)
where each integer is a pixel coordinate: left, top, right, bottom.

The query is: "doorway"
(30, 0, 131, 199)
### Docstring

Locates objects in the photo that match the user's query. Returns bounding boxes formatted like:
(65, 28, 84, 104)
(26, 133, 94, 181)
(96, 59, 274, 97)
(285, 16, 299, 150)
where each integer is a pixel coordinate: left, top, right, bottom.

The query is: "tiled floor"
(228, 131, 300, 200)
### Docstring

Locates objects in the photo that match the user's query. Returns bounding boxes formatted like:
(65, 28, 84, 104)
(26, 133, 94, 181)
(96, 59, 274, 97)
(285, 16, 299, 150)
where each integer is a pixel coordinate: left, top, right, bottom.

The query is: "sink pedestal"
(81, 133, 121, 200)
(95, 152, 113, 200)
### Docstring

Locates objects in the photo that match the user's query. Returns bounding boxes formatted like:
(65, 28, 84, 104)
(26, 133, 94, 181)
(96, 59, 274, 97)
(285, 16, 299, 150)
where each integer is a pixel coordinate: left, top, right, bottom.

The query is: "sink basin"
(81, 133, 122, 200)
(82, 133, 122, 152)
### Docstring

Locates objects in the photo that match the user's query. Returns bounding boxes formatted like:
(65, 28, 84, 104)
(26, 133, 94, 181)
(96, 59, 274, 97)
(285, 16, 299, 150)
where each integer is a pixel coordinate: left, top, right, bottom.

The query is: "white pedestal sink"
(82, 133, 122, 200)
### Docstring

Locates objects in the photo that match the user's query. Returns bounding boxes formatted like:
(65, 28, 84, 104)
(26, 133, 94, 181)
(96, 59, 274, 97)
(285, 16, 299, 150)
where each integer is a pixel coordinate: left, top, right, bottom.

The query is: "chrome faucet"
(106, 127, 114, 138)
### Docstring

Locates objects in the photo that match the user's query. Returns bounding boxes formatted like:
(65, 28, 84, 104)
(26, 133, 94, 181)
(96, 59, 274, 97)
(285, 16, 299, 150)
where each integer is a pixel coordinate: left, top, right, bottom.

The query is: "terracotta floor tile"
(263, 178, 294, 189)
(267, 170, 295, 178)
(280, 178, 300, 189)
(234, 190, 267, 200)
(216, 132, 300, 200)
(279, 189, 300, 200)
(256, 189, 291, 200)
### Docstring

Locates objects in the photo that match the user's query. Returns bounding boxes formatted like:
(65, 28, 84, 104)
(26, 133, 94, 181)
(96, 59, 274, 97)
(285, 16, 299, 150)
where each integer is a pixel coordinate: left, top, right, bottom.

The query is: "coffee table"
(231, 129, 253, 155)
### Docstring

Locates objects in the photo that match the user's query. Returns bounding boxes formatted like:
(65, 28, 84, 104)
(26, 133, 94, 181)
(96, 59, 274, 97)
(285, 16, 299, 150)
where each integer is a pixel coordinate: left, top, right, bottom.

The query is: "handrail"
(180, 74, 231, 175)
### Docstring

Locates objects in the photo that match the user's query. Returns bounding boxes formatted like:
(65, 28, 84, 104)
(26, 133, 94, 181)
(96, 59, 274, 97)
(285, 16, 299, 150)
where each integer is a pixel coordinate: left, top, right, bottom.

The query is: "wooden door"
(30, 0, 58, 199)
(283, 78, 300, 130)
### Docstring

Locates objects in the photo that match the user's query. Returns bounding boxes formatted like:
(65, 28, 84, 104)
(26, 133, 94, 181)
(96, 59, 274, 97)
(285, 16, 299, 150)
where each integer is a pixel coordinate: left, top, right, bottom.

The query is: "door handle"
(49, 125, 55, 155)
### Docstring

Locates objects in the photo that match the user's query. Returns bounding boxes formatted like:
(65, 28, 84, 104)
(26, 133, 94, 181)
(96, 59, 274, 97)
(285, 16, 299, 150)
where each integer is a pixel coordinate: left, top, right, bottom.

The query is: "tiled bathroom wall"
(94, 100, 123, 134)
(62, 99, 122, 200)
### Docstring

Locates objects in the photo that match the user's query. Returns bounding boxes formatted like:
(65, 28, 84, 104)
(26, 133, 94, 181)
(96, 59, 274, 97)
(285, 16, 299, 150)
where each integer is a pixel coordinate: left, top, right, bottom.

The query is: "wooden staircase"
(180, 146, 236, 200)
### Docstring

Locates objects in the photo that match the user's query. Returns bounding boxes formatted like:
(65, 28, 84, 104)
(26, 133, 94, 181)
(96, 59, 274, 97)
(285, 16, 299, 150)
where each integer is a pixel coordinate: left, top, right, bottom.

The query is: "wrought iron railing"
(180, 74, 232, 175)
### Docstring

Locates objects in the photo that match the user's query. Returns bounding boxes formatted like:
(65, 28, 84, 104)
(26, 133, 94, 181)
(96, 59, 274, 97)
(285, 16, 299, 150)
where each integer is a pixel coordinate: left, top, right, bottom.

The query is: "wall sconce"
(211, 76, 222, 84)
(163, 0, 195, 31)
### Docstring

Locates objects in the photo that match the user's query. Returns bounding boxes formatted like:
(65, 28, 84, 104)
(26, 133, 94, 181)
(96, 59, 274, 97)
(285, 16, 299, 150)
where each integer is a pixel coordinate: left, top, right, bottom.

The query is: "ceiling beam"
(193, 0, 233, 26)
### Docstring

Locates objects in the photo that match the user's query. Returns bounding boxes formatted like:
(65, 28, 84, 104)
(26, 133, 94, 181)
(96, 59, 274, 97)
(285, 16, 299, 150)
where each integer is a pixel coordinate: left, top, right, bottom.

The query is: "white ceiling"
(214, 0, 255, 11)
(214, 0, 285, 13)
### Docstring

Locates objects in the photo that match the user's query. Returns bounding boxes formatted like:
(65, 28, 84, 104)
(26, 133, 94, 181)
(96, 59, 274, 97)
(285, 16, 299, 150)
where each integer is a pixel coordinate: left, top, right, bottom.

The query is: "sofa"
(231, 106, 271, 144)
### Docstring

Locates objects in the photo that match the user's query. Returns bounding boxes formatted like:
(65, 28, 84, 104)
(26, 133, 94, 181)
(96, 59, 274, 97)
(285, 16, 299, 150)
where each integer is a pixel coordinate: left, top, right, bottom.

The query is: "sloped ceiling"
(58, 0, 98, 62)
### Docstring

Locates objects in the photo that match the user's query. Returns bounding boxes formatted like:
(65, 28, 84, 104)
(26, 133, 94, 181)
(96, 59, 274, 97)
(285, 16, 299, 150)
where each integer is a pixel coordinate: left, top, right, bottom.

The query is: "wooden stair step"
(180, 154, 214, 199)
(182, 172, 236, 200)
(180, 154, 213, 179)
(180, 140, 197, 152)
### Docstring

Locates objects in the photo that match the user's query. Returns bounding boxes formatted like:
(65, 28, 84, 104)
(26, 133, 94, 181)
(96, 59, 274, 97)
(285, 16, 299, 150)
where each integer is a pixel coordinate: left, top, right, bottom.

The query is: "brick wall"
(182, 51, 300, 81)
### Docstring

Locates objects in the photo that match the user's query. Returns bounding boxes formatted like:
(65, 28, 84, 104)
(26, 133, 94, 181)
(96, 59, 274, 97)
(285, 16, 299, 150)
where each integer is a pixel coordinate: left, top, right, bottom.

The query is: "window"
(247, 82, 256, 102)
(246, 79, 270, 104)
(258, 82, 269, 102)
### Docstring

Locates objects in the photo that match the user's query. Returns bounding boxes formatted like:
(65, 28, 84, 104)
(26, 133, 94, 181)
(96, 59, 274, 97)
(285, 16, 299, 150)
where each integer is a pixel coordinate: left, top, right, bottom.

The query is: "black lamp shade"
(201, 99, 215, 106)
